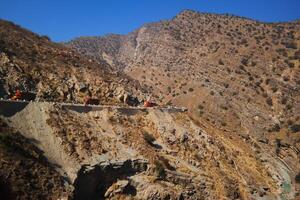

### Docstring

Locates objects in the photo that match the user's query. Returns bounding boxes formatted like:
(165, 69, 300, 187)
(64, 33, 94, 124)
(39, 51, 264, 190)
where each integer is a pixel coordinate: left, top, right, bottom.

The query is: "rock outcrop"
(1, 101, 298, 199)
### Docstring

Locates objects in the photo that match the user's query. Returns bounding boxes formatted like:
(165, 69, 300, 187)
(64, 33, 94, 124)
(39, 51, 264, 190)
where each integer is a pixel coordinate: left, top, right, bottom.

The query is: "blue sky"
(1, 0, 299, 42)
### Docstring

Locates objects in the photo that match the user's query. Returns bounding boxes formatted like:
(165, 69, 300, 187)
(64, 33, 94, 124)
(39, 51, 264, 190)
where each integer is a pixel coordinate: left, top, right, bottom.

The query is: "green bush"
(198, 104, 204, 110)
(293, 50, 300, 59)
(159, 156, 175, 171)
(40, 35, 51, 41)
(143, 132, 155, 144)
(270, 124, 281, 132)
(285, 42, 297, 49)
(290, 124, 300, 133)
(167, 86, 171, 93)
(266, 97, 273, 106)
(295, 172, 300, 183)
(241, 58, 248, 66)
(154, 160, 166, 179)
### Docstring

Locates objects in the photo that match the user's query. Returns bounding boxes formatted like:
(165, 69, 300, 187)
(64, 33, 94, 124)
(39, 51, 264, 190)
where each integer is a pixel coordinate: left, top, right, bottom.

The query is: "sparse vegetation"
(167, 86, 171, 93)
(269, 123, 281, 132)
(159, 156, 175, 171)
(40, 35, 51, 41)
(241, 58, 248, 66)
(154, 160, 166, 179)
(198, 104, 204, 110)
(286, 104, 293, 110)
(295, 172, 300, 183)
(266, 97, 273, 106)
(284, 42, 297, 49)
(289, 124, 300, 133)
(143, 131, 155, 144)
(1, 10, 300, 200)
(271, 86, 278, 93)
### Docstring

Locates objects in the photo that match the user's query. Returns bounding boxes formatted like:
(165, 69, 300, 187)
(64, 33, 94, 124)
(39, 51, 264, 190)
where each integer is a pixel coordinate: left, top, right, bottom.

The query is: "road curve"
(0, 100, 187, 117)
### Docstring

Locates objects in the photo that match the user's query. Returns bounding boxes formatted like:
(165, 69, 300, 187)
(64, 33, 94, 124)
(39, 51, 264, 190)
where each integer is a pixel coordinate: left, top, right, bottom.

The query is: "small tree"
(218, 59, 224, 65)
(285, 42, 297, 49)
(154, 160, 166, 179)
(167, 86, 171, 94)
(241, 58, 248, 66)
(221, 121, 227, 126)
(198, 104, 204, 110)
(143, 131, 155, 144)
(295, 172, 300, 183)
(290, 124, 300, 133)
(266, 97, 273, 106)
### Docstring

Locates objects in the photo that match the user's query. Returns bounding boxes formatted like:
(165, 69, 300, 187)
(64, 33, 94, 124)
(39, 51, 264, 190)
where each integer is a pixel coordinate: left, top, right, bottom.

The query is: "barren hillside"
(0, 10, 300, 200)
(0, 118, 71, 200)
(68, 10, 300, 138)
(0, 20, 144, 105)
(1, 101, 298, 199)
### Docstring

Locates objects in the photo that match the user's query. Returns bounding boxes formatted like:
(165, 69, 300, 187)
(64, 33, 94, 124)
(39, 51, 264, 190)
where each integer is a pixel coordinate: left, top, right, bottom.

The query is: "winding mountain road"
(0, 100, 187, 117)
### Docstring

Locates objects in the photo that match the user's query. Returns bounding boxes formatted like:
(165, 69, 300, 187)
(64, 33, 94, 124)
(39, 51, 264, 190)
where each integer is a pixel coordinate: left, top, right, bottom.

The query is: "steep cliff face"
(2, 101, 298, 199)
(67, 10, 300, 139)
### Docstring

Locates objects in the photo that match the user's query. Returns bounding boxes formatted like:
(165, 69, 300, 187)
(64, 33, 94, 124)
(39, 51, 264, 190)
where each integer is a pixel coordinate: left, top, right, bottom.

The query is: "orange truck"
(11, 90, 22, 100)
(84, 96, 100, 106)
(143, 100, 157, 107)
(10, 90, 36, 101)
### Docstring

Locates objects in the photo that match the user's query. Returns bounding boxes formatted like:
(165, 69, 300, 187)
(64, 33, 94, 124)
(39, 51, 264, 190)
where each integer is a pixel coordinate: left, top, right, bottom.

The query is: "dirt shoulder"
(0, 118, 70, 200)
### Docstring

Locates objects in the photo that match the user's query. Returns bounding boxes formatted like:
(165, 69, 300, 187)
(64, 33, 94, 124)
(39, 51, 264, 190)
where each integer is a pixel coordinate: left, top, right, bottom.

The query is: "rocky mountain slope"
(68, 10, 300, 199)
(0, 10, 299, 200)
(68, 10, 300, 139)
(0, 20, 144, 105)
(1, 101, 298, 199)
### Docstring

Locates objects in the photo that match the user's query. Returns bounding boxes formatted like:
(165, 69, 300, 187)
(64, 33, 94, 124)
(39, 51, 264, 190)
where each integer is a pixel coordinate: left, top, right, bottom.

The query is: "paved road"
(0, 100, 30, 117)
(0, 100, 187, 117)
